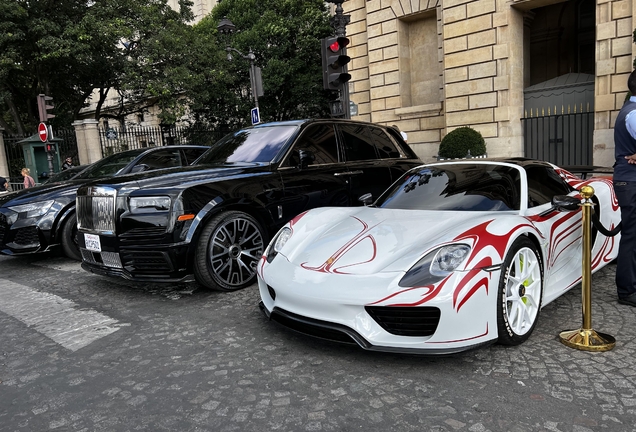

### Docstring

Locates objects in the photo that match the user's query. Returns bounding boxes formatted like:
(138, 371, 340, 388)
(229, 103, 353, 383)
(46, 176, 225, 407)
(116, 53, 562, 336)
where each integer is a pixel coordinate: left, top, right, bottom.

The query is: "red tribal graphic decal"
(301, 216, 382, 274)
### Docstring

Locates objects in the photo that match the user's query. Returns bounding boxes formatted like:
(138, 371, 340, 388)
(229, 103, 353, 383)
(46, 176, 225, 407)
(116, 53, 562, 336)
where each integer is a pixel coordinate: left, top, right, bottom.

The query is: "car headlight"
(274, 227, 292, 252)
(8, 200, 55, 219)
(399, 244, 471, 287)
(129, 196, 171, 213)
(266, 226, 292, 263)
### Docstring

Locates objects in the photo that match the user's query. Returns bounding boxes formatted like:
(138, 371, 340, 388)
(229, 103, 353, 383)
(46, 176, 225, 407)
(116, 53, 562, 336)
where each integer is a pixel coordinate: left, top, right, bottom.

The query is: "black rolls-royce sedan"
(0, 145, 208, 260)
(76, 119, 422, 291)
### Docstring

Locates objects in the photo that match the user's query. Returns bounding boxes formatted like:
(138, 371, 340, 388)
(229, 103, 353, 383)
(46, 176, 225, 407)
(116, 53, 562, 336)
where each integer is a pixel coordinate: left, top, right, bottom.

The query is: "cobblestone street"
(0, 255, 635, 431)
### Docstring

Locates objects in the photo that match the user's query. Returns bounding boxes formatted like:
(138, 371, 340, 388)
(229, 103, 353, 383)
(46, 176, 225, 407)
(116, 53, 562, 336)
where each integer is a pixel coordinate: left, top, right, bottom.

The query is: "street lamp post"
(225, 47, 259, 110)
(217, 17, 262, 122)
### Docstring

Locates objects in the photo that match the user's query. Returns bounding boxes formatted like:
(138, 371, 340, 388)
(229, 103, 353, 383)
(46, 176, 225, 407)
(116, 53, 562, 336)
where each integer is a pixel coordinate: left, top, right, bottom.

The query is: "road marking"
(0, 280, 125, 351)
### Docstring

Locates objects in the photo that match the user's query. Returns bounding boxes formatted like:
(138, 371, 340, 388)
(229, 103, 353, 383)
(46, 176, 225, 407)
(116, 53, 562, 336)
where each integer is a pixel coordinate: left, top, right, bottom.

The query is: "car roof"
(248, 118, 394, 130)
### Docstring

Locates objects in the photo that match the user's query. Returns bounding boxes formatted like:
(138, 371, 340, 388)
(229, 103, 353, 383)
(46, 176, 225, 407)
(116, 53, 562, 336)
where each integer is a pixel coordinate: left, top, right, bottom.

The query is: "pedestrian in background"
(612, 68, 636, 307)
(21, 168, 35, 189)
(62, 156, 74, 170)
(0, 176, 9, 194)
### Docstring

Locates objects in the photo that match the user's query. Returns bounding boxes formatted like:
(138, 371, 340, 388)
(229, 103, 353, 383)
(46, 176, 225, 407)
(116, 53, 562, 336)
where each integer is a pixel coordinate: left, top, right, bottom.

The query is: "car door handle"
(334, 170, 363, 176)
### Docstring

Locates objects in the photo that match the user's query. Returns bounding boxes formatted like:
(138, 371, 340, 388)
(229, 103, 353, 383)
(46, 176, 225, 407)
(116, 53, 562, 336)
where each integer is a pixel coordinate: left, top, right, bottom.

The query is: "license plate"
(84, 234, 102, 252)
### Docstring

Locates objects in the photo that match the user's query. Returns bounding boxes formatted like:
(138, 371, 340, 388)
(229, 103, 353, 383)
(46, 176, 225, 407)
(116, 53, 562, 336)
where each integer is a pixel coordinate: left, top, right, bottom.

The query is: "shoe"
(618, 293, 636, 307)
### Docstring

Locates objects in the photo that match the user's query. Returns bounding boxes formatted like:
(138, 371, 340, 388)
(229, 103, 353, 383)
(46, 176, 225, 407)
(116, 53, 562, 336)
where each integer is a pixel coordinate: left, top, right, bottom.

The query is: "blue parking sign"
(251, 107, 260, 125)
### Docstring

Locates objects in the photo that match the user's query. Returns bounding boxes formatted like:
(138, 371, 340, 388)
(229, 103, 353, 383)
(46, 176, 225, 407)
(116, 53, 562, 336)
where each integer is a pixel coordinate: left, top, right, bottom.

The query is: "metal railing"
(99, 125, 228, 156)
(522, 112, 593, 166)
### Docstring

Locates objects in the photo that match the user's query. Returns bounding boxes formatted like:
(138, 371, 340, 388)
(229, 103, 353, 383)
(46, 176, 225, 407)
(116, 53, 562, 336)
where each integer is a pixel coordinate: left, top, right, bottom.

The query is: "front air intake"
(365, 306, 441, 337)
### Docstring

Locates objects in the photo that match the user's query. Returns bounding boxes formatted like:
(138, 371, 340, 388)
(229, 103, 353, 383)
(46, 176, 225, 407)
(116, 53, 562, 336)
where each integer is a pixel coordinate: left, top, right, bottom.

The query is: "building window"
(398, 10, 442, 108)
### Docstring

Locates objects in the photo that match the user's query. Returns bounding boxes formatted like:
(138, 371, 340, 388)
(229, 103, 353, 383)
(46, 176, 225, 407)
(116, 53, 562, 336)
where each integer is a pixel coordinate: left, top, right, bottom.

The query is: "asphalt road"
(1, 253, 635, 432)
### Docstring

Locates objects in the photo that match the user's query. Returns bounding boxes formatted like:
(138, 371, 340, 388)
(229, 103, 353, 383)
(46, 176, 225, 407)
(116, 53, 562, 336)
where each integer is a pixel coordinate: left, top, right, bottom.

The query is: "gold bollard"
(559, 185, 616, 352)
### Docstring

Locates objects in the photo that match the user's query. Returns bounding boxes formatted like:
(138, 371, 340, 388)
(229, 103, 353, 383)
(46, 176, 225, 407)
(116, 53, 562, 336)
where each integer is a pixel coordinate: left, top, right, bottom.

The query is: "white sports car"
(257, 159, 620, 354)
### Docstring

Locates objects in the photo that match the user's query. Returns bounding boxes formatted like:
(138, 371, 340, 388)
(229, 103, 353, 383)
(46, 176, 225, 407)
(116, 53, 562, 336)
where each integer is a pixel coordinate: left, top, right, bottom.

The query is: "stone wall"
(345, 0, 635, 166)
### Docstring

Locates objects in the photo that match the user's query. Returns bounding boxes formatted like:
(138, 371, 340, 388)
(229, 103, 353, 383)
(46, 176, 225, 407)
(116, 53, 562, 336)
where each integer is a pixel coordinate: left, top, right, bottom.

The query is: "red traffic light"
(328, 37, 350, 53)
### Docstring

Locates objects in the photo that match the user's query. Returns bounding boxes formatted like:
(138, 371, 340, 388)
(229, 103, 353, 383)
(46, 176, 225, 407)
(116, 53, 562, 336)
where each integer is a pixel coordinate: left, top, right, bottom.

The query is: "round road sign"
(38, 123, 48, 142)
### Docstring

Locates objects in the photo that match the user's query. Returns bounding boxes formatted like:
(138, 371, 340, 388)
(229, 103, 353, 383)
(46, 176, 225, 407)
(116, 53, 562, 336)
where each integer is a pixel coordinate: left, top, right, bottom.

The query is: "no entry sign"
(38, 122, 48, 142)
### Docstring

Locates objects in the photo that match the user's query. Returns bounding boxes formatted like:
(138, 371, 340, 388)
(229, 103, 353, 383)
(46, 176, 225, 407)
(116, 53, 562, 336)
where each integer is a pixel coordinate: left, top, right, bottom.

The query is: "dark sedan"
(0, 145, 208, 260)
(76, 119, 422, 291)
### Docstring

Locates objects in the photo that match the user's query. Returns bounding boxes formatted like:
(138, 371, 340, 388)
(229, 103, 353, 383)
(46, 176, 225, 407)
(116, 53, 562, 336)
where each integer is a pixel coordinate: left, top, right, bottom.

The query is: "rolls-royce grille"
(365, 306, 441, 337)
(77, 195, 116, 234)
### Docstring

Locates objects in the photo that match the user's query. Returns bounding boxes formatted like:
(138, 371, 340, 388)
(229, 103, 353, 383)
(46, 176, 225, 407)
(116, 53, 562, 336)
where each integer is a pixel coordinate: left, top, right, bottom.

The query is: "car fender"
(53, 205, 77, 243)
(184, 196, 274, 262)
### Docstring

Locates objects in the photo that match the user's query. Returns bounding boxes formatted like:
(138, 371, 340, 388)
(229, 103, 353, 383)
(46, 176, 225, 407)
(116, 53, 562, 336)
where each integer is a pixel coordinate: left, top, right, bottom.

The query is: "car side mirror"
(359, 193, 373, 206)
(298, 150, 315, 169)
(131, 164, 150, 173)
(552, 195, 580, 211)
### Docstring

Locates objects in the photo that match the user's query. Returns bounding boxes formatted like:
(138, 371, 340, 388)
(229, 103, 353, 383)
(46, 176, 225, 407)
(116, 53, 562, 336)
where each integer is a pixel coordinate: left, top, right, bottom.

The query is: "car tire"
(194, 210, 265, 291)
(496, 236, 543, 346)
(61, 212, 82, 261)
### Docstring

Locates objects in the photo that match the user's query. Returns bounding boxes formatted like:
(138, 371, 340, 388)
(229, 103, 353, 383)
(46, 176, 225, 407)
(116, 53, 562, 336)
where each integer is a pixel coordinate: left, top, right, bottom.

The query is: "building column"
(72, 119, 102, 165)
(0, 127, 9, 179)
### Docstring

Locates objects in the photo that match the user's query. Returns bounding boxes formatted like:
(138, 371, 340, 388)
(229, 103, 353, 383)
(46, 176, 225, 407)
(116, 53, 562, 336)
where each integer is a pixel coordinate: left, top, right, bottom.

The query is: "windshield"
(196, 126, 297, 165)
(74, 150, 146, 180)
(377, 163, 522, 211)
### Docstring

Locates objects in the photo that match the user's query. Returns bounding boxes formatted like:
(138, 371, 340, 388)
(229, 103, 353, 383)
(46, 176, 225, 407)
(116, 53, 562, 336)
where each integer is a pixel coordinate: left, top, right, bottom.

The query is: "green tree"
(188, 0, 335, 129)
(0, 0, 194, 134)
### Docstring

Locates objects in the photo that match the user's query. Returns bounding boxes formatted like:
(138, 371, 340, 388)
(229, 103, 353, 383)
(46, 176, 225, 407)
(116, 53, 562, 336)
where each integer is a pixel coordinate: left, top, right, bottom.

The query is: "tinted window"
(197, 126, 297, 164)
(75, 149, 147, 179)
(526, 165, 574, 207)
(340, 125, 379, 161)
(181, 148, 208, 165)
(283, 124, 339, 166)
(369, 127, 401, 159)
(137, 150, 182, 170)
(377, 164, 522, 211)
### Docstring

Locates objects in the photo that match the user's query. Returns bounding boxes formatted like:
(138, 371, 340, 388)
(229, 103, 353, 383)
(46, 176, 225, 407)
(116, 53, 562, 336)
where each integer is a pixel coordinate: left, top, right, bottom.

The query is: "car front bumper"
(258, 253, 500, 354)
(78, 231, 194, 283)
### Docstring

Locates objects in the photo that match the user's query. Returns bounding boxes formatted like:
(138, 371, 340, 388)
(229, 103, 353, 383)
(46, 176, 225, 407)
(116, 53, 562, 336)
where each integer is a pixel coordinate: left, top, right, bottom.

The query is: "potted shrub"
(438, 126, 487, 160)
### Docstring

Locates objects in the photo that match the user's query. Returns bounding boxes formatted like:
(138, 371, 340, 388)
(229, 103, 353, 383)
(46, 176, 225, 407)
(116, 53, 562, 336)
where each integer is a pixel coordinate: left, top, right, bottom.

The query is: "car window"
(368, 127, 401, 159)
(282, 124, 339, 167)
(340, 125, 379, 161)
(526, 165, 574, 207)
(136, 149, 182, 171)
(377, 164, 522, 211)
(197, 126, 297, 165)
(181, 148, 207, 165)
(75, 150, 146, 179)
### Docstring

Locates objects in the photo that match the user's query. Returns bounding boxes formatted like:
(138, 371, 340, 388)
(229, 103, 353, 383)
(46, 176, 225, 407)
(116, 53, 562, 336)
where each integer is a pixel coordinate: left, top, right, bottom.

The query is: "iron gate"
(522, 111, 593, 166)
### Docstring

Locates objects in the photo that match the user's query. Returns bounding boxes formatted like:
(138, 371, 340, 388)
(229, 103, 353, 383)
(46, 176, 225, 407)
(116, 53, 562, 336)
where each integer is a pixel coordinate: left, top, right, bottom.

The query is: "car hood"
(82, 163, 273, 193)
(0, 180, 85, 208)
(277, 206, 513, 275)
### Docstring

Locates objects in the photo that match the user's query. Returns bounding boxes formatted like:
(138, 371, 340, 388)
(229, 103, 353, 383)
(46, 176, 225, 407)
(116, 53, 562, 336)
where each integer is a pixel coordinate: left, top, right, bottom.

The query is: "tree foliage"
(189, 0, 335, 129)
(0, 0, 194, 134)
(0, 0, 337, 135)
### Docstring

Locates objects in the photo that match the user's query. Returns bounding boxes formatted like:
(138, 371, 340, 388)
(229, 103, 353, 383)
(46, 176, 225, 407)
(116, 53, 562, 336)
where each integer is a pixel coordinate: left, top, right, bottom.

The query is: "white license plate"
(84, 234, 102, 252)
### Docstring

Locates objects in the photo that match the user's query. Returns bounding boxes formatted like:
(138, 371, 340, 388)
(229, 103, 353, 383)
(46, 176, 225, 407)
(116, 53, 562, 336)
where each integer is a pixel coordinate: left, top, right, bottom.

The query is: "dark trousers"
(614, 180, 636, 298)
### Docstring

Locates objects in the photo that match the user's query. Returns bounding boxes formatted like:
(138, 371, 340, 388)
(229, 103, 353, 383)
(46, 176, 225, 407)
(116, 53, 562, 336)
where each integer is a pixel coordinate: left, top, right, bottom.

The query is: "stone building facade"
(344, 0, 634, 166)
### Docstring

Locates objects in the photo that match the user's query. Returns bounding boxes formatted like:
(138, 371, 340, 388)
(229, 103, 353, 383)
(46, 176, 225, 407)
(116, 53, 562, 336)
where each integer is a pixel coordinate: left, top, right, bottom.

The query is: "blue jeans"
(614, 180, 636, 298)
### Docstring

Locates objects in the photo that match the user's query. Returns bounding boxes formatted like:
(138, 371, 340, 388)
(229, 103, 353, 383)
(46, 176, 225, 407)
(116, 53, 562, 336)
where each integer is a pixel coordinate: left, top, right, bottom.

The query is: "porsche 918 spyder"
(258, 159, 620, 354)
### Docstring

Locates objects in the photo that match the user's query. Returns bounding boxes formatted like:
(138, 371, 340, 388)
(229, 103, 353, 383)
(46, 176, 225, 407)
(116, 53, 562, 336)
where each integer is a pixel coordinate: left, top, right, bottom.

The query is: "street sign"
(251, 107, 260, 125)
(38, 123, 48, 142)
(105, 128, 118, 140)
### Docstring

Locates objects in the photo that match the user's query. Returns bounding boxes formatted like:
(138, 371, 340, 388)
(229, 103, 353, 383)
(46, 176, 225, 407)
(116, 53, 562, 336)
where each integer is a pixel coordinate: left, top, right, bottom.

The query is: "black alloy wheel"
(61, 212, 82, 261)
(194, 210, 265, 291)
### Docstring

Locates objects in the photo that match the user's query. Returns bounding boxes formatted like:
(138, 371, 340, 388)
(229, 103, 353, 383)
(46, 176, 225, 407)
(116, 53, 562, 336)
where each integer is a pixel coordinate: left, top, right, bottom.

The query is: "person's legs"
(614, 181, 636, 300)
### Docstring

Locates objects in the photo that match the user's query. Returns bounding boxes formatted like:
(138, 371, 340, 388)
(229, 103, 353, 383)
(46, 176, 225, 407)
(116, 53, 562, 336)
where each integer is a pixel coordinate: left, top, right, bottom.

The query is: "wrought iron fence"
(522, 112, 593, 166)
(99, 125, 227, 156)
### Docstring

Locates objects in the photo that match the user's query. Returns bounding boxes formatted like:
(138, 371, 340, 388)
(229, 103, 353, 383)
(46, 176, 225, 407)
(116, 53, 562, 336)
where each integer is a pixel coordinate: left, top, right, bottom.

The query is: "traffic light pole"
(330, 0, 351, 119)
